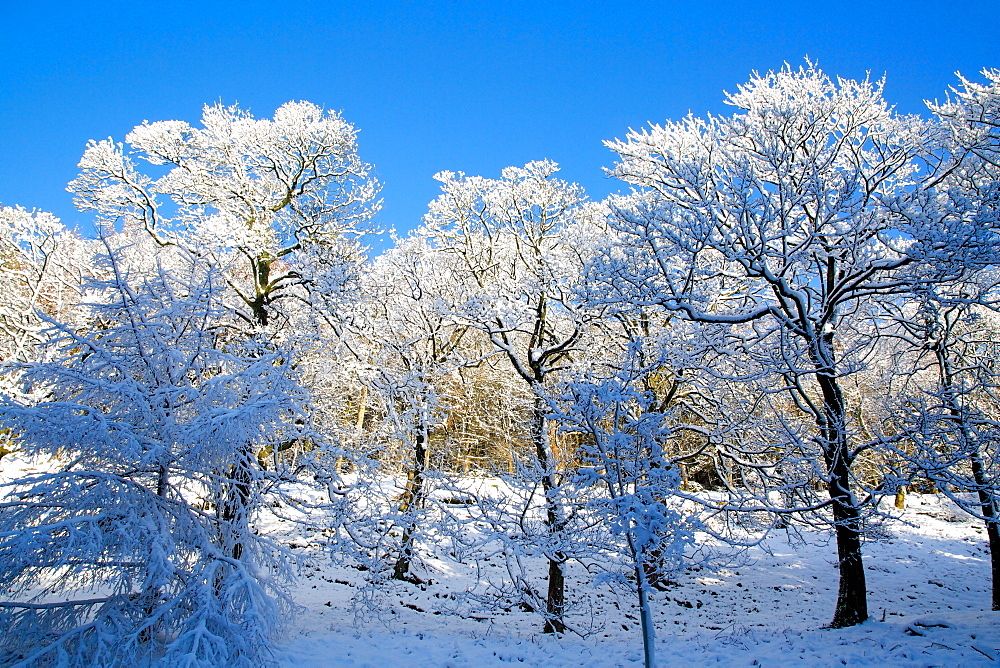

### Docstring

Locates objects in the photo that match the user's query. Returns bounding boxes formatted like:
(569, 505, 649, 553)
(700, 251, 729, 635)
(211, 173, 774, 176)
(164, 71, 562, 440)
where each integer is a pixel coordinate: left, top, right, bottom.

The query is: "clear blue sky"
(1, 0, 997, 240)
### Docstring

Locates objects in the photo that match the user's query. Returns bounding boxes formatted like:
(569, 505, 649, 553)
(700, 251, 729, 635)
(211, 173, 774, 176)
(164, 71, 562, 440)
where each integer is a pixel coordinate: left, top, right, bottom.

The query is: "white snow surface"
(3, 454, 998, 666)
(268, 489, 1000, 667)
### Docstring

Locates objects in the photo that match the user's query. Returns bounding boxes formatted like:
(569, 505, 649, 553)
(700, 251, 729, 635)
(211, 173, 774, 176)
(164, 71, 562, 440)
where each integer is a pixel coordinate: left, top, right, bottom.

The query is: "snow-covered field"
(3, 453, 998, 667)
(270, 491, 1000, 667)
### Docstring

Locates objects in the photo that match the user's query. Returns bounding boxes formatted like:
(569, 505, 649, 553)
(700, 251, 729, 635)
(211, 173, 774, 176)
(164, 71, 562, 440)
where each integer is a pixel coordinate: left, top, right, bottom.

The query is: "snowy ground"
(273, 493, 1000, 667)
(3, 454, 998, 666)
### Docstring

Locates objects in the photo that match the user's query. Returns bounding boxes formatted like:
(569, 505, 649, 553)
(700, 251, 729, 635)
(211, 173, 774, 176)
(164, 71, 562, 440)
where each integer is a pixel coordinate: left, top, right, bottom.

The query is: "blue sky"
(1, 1, 997, 240)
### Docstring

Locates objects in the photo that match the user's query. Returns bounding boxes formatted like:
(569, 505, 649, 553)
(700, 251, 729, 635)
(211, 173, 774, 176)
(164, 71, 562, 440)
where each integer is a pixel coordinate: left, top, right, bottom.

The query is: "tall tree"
(881, 276, 1000, 610)
(69, 101, 380, 328)
(600, 63, 991, 627)
(912, 69, 1000, 610)
(423, 160, 602, 632)
(358, 233, 471, 581)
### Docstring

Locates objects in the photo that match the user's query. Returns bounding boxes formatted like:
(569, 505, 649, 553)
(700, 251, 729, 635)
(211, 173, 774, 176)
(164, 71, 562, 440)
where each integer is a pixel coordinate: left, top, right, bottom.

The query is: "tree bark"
(634, 555, 656, 668)
(393, 427, 427, 581)
(219, 445, 255, 562)
(969, 451, 1000, 610)
(532, 395, 567, 633)
(815, 361, 868, 628)
(827, 467, 868, 627)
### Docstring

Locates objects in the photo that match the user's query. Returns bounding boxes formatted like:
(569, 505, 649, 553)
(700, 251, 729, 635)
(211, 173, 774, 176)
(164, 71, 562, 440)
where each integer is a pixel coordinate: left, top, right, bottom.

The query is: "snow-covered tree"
(0, 207, 90, 368)
(422, 160, 603, 632)
(0, 238, 313, 666)
(600, 63, 995, 627)
(555, 334, 700, 668)
(930, 68, 1000, 182)
(354, 232, 473, 581)
(880, 275, 1000, 610)
(69, 101, 381, 328)
(878, 68, 1000, 611)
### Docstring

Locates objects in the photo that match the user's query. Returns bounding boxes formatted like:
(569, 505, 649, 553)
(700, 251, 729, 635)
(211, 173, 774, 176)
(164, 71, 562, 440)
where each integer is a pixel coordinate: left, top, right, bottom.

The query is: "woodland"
(1, 62, 999, 667)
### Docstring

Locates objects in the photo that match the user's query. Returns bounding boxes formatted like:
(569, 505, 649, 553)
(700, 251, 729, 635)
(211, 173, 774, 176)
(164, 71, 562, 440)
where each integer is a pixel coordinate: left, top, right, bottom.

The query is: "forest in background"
(1, 62, 999, 667)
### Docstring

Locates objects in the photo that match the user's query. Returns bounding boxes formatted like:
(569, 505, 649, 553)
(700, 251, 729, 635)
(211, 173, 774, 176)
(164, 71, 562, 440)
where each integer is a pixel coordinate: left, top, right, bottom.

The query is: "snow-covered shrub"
(0, 239, 312, 666)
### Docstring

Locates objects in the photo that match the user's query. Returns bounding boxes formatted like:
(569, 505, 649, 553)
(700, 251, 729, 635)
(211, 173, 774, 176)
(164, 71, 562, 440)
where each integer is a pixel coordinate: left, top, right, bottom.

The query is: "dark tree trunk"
(250, 300, 269, 328)
(970, 451, 1000, 610)
(815, 360, 868, 628)
(220, 445, 255, 562)
(531, 395, 567, 634)
(393, 427, 428, 581)
(245, 256, 272, 327)
(827, 466, 868, 627)
(543, 557, 567, 634)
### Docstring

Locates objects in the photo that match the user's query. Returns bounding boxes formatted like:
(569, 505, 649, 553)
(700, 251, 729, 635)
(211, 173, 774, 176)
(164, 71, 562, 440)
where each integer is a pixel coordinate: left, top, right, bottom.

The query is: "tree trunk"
(815, 364, 868, 628)
(393, 426, 428, 581)
(544, 557, 567, 634)
(219, 445, 255, 562)
(248, 256, 271, 327)
(139, 462, 171, 643)
(969, 451, 1000, 610)
(532, 395, 566, 633)
(622, 527, 657, 668)
(827, 469, 868, 628)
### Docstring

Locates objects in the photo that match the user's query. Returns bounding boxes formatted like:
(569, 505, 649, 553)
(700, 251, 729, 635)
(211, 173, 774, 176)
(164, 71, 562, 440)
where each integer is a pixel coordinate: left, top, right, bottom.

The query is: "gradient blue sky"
(1, 1, 997, 240)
